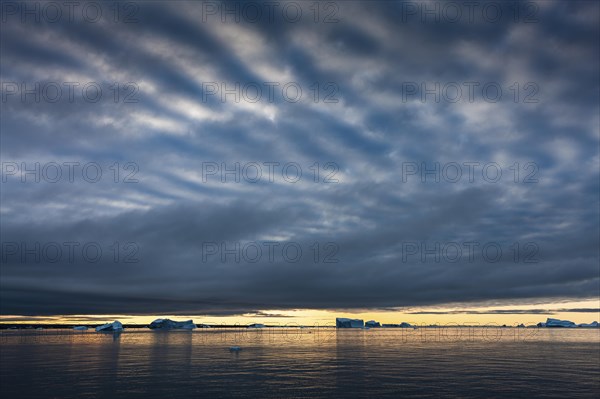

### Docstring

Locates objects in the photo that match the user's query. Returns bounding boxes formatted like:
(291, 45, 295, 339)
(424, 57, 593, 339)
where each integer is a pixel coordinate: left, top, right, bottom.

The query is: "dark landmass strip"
(0, 324, 329, 329)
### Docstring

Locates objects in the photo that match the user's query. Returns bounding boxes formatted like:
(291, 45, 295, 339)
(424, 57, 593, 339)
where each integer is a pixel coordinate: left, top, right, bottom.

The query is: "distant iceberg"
(336, 318, 364, 328)
(365, 320, 381, 328)
(538, 318, 576, 328)
(73, 326, 88, 331)
(247, 323, 265, 329)
(96, 321, 124, 332)
(537, 318, 599, 328)
(381, 322, 413, 328)
(149, 319, 196, 330)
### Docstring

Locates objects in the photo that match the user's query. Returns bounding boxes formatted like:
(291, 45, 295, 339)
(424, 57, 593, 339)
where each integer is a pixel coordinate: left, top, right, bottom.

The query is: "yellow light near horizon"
(2, 299, 598, 325)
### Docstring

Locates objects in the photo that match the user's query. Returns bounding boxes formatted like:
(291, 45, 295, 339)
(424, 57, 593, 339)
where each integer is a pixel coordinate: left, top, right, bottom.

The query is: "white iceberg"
(365, 320, 381, 328)
(336, 318, 364, 328)
(149, 319, 196, 330)
(95, 321, 124, 332)
(578, 321, 599, 328)
(73, 326, 88, 331)
(543, 318, 576, 328)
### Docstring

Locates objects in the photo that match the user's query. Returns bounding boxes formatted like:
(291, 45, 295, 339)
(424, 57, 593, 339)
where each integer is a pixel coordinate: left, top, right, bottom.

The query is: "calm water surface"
(1, 328, 599, 398)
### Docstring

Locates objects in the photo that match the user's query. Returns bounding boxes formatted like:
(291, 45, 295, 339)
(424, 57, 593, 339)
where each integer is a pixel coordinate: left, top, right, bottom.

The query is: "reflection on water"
(1, 328, 599, 398)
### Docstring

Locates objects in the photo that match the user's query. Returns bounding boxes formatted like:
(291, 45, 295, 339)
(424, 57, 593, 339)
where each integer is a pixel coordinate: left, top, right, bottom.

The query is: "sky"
(0, 0, 599, 326)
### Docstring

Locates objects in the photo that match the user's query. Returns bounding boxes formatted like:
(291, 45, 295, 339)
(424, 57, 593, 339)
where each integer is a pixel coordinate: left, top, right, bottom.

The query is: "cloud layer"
(1, 1, 598, 316)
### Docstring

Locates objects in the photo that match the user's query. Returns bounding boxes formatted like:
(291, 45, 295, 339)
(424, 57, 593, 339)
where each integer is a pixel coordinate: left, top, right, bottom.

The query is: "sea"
(1, 327, 599, 398)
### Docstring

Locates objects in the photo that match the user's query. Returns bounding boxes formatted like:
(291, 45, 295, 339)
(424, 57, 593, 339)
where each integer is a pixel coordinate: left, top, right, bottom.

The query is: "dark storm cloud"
(408, 309, 600, 315)
(0, 0, 598, 316)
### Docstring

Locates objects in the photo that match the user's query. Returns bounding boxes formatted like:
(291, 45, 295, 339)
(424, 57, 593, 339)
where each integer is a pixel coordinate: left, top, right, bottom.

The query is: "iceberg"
(247, 323, 265, 329)
(95, 321, 124, 332)
(578, 321, 599, 328)
(543, 318, 576, 328)
(149, 319, 197, 330)
(381, 322, 412, 328)
(365, 320, 381, 328)
(73, 326, 88, 331)
(336, 318, 364, 328)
